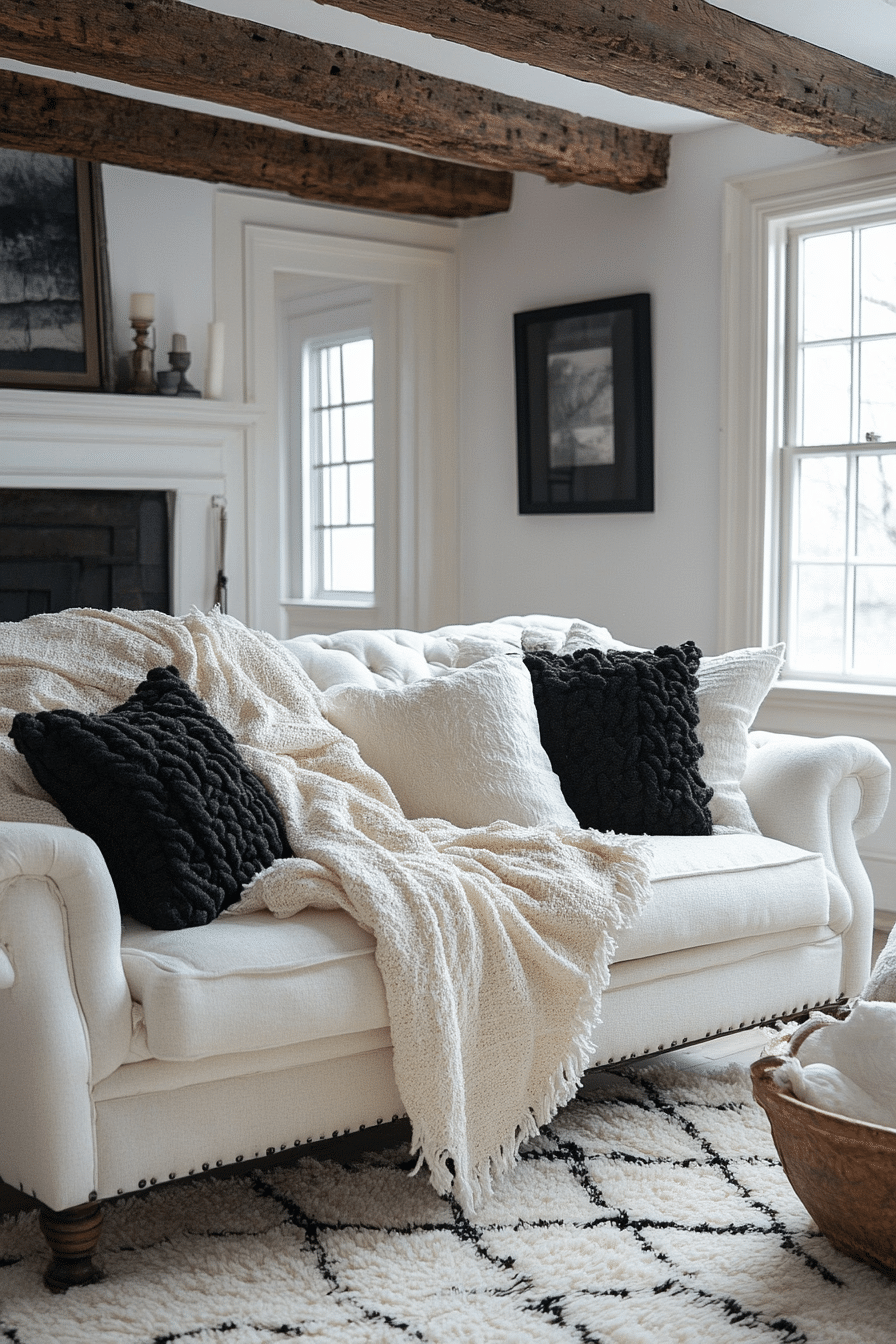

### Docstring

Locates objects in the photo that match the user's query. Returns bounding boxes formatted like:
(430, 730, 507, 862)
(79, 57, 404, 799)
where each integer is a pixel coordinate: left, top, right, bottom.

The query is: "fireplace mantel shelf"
(0, 387, 262, 426)
(0, 389, 258, 623)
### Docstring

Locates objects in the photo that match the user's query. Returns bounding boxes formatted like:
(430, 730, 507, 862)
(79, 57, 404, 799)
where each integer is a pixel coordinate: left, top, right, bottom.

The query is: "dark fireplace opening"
(0, 489, 172, 622)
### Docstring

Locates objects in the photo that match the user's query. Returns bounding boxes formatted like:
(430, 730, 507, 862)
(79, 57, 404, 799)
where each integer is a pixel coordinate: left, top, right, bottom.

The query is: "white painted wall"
(101, 130, 837, 649)
(102, 165, 216, 393)
(455, 123, 833, 648)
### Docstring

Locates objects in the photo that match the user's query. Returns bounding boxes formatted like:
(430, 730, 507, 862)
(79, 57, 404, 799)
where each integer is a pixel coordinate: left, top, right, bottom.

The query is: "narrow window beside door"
(305, 333, 375, 602)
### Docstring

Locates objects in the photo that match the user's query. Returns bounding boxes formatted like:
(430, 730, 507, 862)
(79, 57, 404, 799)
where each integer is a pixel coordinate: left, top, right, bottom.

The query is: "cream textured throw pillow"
(324, 655, 578, 829)
(696, 644, 785, 832)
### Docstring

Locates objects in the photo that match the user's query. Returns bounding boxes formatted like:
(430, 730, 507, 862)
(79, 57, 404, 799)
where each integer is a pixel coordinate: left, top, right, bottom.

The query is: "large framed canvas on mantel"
(0, 148, 114, 392)
(515, 292, 654, 514)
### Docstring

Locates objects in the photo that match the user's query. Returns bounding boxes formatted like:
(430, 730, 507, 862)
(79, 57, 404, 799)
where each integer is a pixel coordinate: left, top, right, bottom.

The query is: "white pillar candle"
(171, 332, 188, 352)
(205, 321, 225, 400)
(129, 292, 154, 323)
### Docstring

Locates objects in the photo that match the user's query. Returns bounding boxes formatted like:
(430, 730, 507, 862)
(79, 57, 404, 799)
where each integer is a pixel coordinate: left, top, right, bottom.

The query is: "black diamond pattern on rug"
(1, 1062, 894, 1342)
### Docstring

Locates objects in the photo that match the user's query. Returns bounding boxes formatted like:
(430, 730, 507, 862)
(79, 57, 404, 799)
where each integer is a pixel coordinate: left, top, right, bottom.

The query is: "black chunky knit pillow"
(9, 666, 293, 930)
(524, 643, 713, 836)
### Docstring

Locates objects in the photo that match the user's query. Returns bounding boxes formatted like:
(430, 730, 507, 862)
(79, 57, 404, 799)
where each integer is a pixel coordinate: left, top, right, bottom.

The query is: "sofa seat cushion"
(613, 833, 839, 964)
(120, 834, 838, 1065)
(121, 908, 389, 1062)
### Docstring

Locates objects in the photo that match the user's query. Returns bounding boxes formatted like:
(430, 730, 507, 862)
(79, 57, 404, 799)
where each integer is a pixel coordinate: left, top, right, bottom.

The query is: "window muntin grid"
(306, 334, 374, 600)
(795, 222, 896, 447)
(786, 448, 896, 679)
(781, 216, 896, 682)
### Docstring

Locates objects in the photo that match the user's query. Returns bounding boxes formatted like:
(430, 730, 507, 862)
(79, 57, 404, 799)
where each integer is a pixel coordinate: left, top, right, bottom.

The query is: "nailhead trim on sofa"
(110, 1004, 845, 1192)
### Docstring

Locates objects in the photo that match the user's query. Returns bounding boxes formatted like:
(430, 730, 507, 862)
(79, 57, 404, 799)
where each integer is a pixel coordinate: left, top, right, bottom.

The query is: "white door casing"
(213, 192, 460, 637)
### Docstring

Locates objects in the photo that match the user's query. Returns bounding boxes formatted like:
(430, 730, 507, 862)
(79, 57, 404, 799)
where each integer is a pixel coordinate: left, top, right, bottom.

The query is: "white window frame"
(721, 144, 896, 693)
(282, 286, 378, 608)
(302, 327, 376, 605)
(777, 212, 896, 685)
(781, 443, 896, 683)
(213, 192, 458, 638)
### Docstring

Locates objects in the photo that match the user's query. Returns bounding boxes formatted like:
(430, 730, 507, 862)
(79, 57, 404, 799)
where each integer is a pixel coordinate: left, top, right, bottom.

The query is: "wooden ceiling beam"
(0, 69, 513, 218)
(0, 0, 669, 192)
(316, 0, 896, 147)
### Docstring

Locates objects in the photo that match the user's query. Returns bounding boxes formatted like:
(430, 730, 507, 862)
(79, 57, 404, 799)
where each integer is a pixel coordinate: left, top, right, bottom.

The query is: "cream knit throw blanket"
(0, 607, 651, 1210)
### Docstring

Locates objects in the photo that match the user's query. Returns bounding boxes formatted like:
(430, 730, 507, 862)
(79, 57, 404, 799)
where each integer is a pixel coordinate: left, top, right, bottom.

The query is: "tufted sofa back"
(279, 614, 627, 692)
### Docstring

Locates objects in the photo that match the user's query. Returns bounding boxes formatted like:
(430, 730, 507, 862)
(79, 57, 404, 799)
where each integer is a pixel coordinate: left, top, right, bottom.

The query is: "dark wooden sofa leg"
(39, 1201, 105, 1293)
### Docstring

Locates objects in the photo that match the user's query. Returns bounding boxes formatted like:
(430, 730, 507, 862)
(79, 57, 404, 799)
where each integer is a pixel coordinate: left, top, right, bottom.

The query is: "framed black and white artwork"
(514, 292, 654, 513)
(0, 149, 114, 392)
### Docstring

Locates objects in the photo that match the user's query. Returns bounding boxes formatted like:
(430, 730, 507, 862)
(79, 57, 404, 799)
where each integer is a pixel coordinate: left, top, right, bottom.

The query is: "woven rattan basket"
(751, 1027, 896, 1277)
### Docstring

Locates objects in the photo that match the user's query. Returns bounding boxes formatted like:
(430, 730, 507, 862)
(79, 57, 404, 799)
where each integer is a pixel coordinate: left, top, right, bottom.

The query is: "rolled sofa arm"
(743, 732, 891, 997)
(0, 823, 132, 1209)
(744, 733, 890, 850)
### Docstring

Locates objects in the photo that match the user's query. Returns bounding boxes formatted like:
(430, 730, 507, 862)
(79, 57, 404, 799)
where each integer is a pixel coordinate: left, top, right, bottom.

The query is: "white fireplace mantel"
(0, 389, 262, 624)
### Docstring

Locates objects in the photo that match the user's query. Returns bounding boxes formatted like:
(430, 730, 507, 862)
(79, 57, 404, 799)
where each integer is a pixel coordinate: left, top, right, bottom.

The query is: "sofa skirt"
(85, 935, 846, 1207)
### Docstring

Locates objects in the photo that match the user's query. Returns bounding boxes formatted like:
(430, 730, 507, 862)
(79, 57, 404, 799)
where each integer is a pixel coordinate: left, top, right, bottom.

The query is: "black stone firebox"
(0, 489, 172, 622)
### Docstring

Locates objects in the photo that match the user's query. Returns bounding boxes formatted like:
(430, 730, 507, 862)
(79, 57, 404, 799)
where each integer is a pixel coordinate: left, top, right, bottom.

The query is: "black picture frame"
(0, 149, 114, 392)
(515, 292, 654, 513)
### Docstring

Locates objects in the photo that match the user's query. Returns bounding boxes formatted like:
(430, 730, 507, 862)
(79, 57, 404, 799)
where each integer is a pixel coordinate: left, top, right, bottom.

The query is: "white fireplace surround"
(0, 389, 259, 625)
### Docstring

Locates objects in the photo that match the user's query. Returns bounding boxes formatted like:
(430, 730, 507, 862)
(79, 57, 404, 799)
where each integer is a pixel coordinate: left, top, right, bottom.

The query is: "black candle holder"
(167, 349, 201, 398)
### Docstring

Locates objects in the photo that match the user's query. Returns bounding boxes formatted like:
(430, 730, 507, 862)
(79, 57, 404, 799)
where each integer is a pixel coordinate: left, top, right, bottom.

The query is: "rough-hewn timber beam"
(315, 0, 896, 147)
(0, 0, 669, 192)
(0, 69, 513, 218)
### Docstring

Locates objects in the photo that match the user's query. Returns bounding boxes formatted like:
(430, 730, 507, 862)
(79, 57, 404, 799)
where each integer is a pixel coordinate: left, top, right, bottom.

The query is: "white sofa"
(0, 614, 889, 1290)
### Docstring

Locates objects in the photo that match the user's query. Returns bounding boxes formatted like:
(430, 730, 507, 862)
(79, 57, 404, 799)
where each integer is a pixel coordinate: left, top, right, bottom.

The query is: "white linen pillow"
(696, 644, 785, 832)
(323, 655, 578, 830)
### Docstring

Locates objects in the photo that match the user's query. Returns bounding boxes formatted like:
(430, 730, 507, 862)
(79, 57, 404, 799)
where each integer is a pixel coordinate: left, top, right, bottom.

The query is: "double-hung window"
(722, 152, 896, 688)
(781, 219, 896, 681)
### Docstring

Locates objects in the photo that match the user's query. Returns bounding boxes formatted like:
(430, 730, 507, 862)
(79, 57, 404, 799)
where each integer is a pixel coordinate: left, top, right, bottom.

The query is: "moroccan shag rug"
(2, 1062, 895, 1344)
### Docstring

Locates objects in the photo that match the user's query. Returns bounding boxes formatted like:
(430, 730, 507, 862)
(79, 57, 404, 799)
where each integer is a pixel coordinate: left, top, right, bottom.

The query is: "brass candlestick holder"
(129, 317, 156, 394)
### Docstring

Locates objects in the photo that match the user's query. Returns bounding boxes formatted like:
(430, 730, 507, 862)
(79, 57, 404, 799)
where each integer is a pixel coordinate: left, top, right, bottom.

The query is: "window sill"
(774, 678, 896, 700)
(756, 679, 896, 744)
(281, 598, 375, 610)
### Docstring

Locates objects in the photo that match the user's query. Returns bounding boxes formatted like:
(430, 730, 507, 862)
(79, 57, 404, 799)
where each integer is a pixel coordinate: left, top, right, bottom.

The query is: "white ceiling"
(4, 0, 896, 148)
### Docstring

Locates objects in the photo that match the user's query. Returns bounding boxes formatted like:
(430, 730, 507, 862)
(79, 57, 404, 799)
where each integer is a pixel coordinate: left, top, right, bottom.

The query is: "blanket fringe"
(412, 832, 653, 1214)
